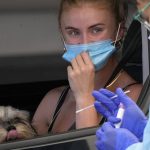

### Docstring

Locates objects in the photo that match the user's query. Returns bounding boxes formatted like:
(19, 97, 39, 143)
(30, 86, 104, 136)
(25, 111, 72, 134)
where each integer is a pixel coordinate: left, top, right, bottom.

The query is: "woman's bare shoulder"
(126, 83, 143, 102)
(44, 86, 68, 99)
(32, 85, 68, 130)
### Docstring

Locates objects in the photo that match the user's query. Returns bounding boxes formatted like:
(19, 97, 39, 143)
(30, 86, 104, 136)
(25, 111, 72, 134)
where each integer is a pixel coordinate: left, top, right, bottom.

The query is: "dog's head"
(0, 106, 36, 143)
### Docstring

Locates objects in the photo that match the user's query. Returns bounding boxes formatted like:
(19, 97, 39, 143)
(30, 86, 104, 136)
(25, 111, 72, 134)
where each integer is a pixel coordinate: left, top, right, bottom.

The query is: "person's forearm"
(75, 95, 100, 129)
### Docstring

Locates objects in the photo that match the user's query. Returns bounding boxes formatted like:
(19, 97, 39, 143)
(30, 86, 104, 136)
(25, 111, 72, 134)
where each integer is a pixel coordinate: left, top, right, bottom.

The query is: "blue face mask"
(62, 39, 116, 71)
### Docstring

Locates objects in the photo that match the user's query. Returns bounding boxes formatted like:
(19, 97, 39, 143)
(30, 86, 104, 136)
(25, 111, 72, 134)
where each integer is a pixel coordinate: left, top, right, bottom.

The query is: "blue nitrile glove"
(93, 88, 148, 141)
(96, 122, 139, 150)
(93, 88, 121, 123)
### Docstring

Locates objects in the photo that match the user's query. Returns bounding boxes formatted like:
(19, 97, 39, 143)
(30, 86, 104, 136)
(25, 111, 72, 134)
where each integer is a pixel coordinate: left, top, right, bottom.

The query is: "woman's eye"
(67, 30, 80, 37)
(91, 27, 103, 34)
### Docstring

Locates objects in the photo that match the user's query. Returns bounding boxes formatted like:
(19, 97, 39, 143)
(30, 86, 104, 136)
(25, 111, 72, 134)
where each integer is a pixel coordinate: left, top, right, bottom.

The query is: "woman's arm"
(67, 52, 100, 128)
(32, 87, 64, 135)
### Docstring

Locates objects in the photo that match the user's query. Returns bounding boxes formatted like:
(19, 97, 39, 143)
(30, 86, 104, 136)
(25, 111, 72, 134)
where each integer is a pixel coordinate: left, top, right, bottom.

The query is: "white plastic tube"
(114, 103, 125, 128)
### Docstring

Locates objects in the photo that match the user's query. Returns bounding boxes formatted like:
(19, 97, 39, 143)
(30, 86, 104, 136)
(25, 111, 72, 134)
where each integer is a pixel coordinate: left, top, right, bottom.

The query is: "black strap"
(48, 86, 70, 132)
(123, 82, 139, 91)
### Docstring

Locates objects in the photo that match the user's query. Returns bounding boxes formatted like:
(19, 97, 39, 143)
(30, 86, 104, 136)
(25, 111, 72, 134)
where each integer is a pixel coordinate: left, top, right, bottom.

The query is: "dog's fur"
(0, 106, 36, 143)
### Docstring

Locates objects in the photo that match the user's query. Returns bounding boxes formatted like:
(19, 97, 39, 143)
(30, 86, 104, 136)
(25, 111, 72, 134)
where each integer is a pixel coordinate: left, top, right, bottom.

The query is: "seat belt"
(137, 75, 150, 115)
(141, 24, 150, 83)
(137, 25, 150, 112)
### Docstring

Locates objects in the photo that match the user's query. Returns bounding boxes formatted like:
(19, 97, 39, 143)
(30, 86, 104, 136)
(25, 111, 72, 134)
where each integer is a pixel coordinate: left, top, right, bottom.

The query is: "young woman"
(32, 0, 143, 135)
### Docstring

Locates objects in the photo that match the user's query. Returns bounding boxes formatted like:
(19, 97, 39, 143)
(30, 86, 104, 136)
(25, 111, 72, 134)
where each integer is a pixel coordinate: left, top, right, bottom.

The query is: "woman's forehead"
(61, 5, 115, 26)
(62, 2, 111, 11)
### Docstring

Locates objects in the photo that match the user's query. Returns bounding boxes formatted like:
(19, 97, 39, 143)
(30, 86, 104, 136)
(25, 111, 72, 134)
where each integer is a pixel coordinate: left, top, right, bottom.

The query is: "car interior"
(0, 0, 150, 150)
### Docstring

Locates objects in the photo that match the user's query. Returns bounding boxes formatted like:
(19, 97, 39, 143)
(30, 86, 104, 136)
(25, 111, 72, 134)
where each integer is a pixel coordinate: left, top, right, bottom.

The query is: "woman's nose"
(79, 34, 93, 44)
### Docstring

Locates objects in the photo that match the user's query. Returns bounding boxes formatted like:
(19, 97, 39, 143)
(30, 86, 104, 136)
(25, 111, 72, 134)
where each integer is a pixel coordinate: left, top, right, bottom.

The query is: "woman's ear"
(114, 22, 127, 49)
(119, 21, 127, 40)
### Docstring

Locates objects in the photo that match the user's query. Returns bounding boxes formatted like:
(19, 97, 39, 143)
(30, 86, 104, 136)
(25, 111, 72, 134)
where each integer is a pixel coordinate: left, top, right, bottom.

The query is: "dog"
(0, 106, 37, 143)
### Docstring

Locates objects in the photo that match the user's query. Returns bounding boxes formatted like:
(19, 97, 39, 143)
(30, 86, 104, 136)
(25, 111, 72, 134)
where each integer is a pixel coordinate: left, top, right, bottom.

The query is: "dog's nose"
(7, 125, 16, 132)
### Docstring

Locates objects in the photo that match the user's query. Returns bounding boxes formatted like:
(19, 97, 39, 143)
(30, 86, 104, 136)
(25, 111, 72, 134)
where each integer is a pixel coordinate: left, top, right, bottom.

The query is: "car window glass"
(0, 0, 148, 148)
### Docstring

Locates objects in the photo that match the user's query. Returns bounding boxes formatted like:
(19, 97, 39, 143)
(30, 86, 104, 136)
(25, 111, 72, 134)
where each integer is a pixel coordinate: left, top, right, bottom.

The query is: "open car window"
(0, 0, 67, 85)
(0, 0, 150, 150)
(0, 127, 97, 150)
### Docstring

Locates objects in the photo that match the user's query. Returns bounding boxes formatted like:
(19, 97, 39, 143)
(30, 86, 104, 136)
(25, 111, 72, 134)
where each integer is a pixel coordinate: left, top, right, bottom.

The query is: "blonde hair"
(58, 0, 128, 26)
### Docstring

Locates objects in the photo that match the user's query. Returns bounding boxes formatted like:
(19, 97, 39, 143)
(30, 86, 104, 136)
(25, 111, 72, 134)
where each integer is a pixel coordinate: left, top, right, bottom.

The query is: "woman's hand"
(67, 52, 99, 128)
(67, 52, 95, 102)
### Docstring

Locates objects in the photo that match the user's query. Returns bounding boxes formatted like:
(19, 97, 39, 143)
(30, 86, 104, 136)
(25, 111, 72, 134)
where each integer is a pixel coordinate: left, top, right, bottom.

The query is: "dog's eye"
(13, 117, 28, 126)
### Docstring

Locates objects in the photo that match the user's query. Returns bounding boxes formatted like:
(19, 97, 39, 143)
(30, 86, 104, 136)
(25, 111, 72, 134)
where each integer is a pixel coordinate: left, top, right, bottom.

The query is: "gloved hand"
(93, 88, 148, 141)
(93, 88, 121, 123)
(96, 122, 139, 150)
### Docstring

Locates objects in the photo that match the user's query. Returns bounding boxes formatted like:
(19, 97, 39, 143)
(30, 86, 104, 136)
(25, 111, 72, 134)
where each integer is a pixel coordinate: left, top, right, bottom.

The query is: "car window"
(0, 127, 97, 150)
(0, 0, 149, 150)
(0, 0, 67, 84)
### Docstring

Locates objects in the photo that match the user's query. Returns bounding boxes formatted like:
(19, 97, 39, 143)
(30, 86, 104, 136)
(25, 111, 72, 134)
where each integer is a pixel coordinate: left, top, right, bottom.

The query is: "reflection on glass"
(134, 2, 150, 31)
